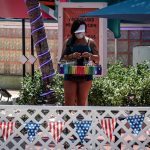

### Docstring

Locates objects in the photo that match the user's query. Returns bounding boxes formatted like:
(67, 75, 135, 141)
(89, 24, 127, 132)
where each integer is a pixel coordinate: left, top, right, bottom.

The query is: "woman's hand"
(82, 52, 92, 59)
(72, 52, 81, 59)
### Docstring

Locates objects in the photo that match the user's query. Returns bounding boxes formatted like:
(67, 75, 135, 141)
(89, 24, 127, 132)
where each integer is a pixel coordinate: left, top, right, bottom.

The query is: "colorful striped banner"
(58, 64, 102, 75)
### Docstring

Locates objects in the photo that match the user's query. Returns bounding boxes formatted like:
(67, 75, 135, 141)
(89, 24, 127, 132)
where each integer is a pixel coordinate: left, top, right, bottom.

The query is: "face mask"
(75, 32, 85, 39)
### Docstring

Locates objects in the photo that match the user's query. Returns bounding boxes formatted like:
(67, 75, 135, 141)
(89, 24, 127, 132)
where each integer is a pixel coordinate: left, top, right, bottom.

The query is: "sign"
(63, 8, 99, 49)
(58, 2, 107, 75)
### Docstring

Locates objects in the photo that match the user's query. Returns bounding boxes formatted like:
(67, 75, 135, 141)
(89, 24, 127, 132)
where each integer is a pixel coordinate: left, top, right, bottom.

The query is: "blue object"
(81, 0, 150, 24)
(74, 120, 92, 143)
(25, 121, 40, 142)
(127, 114, 145, 135)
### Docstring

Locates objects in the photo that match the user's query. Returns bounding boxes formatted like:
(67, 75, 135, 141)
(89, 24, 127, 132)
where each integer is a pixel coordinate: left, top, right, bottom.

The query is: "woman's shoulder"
(64, 38, 69, 44)
(65, 37, 73, 46)
(85, 36, 95, 45)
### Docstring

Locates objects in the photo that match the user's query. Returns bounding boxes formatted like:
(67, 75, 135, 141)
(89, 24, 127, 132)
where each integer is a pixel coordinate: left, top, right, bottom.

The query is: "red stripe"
(108, 119, 112, 140)
(49, 122, 64, 143)
(100, 118, 117, 141)
(3, 122, 6, 140)
(105, 119, 108, 137)
(54, 122, 57, 141)
(0, 122, 14, 141)
(57, 122, 59, 142)
(6, 122, 9, 140)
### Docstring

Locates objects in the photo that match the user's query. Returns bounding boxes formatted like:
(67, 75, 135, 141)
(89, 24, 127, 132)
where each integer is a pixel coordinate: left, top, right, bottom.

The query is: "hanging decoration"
(74, 120, 92, 143)
(25, 121, 40, 142)
(100, 118, 117, 141)
(40, 4, 57, 20)
(25, 0, 55, 103)
(127, 114, 145, 135)
(49, 121, 65, 143)
(0, 122, 15, 141)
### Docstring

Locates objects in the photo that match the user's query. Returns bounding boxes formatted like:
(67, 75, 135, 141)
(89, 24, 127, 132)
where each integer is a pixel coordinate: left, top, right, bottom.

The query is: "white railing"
(0, 105, 150, 150)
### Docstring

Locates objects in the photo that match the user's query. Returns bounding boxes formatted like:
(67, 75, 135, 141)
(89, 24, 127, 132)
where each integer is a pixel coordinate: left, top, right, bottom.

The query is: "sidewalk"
(0, 89, 19, 104)
(8, 90, 20, 99)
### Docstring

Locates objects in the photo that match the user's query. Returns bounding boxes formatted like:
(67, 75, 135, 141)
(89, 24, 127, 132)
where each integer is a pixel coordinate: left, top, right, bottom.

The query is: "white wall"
(133, 46, 150, 67)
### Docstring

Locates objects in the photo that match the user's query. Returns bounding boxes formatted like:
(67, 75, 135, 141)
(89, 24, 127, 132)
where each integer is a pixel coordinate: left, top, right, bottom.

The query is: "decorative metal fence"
(0, 105, 150, 150)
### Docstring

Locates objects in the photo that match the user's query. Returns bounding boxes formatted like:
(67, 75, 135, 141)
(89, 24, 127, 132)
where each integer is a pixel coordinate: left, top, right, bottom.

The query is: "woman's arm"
(60, 39, 68, 61)
(90, 39, 99, 64)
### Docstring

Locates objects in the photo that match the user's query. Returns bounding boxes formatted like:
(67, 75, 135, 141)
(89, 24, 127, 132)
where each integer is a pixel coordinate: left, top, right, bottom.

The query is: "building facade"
(1, 21, 150, 76)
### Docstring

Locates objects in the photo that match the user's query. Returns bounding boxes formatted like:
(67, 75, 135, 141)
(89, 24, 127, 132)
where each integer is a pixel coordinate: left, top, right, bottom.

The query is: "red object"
(0, 0, 53, 19)
(63, 8, 100, 49)
(0, 122, 15, 141)
(76, 66, 85, 75)
(49, 122, 65, 143)
(0, 0, 28, 18)
(76, 66, 82, 75)
(42, 11, 53, 19)
(100, 118, 117, 141)
(60, 0, 68, 2)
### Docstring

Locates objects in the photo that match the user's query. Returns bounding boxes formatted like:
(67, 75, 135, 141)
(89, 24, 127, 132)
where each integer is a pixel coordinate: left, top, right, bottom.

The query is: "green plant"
(17, 70, 64, 105)
(89, 61, 150, 106)
(18, 62, 150, 106)
(17, 70, 44, 105)
(51, 73, 64, 105)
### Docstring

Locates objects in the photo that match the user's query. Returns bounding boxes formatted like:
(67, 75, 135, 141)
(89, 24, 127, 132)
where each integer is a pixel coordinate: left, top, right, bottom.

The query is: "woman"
(61, 19, 99, 106)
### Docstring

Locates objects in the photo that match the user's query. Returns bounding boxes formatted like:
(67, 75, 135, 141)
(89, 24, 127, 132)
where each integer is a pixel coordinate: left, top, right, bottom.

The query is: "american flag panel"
(0, 122, 15, 141)
(100, 118, 117, 141)
(49, 121, 65, 143)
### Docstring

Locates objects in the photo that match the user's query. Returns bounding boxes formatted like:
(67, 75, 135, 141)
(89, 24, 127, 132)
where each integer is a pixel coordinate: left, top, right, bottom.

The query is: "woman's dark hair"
(67, 18, 87, 46)
(71, 18, 87, 35)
